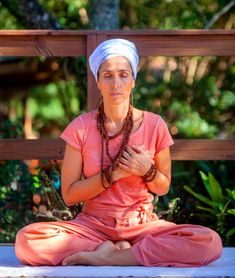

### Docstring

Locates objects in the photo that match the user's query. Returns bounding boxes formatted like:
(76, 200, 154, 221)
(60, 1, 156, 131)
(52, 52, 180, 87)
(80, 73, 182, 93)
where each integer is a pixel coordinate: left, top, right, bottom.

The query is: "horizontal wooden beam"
(0, 139, 65, 160)
(172, 139, 235, 160)
(0, 30, 235, 56)
(0, 139, 234, 160)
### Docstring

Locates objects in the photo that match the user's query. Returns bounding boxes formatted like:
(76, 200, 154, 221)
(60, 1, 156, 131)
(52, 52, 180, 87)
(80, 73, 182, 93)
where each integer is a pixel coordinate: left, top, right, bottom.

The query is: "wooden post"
(86, 34, 108, 111)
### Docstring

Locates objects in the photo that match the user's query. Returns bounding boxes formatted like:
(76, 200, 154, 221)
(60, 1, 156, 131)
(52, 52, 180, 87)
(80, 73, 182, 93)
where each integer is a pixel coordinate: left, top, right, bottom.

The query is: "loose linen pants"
(15, 211, 222, 267)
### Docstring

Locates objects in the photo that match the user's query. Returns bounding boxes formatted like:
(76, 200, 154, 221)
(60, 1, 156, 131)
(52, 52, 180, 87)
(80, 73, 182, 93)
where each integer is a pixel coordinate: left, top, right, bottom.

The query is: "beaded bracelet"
(143, 163, 157, 183)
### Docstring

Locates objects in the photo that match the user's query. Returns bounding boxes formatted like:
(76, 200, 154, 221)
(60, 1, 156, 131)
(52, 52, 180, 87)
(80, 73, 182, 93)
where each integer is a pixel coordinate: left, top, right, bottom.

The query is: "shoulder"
(68, 110, 97, 130)
(79, 110, 97, 121)
(143, 111, 172, 140)
(60, 110, 97, 149)
(144, 111, 165, 126)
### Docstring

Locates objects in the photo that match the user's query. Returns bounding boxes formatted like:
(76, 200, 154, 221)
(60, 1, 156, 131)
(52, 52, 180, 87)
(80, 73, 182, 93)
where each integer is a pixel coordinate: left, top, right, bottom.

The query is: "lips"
(110, 92, 122, 96)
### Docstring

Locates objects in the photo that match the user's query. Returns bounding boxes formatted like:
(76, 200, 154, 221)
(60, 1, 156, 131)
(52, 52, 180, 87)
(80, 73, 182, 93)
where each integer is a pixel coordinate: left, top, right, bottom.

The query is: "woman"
(15, 38, 222, 267)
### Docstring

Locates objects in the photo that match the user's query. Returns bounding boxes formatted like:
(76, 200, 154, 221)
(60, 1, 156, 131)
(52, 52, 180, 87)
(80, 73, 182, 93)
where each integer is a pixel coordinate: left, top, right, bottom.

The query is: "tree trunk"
(89, 0, 120, 29)
(0, 0, 61, 29)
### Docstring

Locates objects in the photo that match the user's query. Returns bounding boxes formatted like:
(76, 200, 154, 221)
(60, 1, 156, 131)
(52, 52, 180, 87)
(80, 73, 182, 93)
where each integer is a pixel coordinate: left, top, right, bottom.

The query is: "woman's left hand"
(118, 145, 153, 177)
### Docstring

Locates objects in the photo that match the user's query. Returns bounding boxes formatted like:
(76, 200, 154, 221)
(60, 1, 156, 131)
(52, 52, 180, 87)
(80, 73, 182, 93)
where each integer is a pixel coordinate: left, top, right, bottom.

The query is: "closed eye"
(104, 74, 112, 78)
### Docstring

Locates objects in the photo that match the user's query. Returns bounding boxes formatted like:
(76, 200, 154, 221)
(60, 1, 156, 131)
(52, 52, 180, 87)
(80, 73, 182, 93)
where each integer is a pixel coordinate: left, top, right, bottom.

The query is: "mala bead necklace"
(97, 102, 133, 188)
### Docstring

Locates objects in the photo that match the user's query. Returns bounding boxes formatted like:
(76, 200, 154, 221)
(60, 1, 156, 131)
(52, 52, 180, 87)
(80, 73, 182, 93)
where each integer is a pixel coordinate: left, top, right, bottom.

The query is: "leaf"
(33, 176, 40, 182)
(196, 205, 217, 215)
(199, 171, 224, 203)
(33, 182, 40, 189)
(208, 173, 225, 203)
(184, 185, 220, 210)
(227, 209, 235, 216)
(227, 227, 235, 238)
(226, 189, 235, 201)
(199, 171, 212, 197)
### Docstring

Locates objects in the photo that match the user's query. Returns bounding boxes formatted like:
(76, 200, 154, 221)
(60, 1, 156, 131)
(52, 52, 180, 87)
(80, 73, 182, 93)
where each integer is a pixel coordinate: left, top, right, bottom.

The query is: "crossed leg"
(62, 223, 223, 267)
(15, 219, 222, 267)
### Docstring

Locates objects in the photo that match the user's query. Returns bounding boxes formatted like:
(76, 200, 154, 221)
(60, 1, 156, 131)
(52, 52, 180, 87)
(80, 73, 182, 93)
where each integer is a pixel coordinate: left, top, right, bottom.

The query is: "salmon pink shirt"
(60, 110, 174, 223)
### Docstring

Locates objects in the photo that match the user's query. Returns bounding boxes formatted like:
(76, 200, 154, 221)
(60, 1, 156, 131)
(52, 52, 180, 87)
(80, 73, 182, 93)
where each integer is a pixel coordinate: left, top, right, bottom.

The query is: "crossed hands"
(112, 145, 153, 181)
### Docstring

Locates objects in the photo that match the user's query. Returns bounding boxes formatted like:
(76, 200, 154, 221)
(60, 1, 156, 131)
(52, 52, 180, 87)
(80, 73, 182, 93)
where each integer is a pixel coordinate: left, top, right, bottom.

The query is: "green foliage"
(134, 56, 234, 138)
(39, 0, 89, 29)
(0, 120, 35, 243)
(120, 0, 235, 29)
(155, 160, 234, 246)
(0, 119, 23, 139)
(0, 2, 23, 29)
(0, 160, 34, 242)
(29, 79, 82, 132)
(184, 171, 235, 245)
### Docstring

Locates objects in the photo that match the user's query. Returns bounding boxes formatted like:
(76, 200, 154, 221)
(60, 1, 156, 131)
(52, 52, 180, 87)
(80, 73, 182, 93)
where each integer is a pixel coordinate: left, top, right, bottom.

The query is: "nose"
(112, 76, 120, 89)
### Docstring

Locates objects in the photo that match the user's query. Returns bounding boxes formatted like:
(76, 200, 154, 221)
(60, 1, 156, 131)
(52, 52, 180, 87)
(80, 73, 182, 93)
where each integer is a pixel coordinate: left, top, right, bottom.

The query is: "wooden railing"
(0, 30, 235, 161)
(0, 139, 234, 161)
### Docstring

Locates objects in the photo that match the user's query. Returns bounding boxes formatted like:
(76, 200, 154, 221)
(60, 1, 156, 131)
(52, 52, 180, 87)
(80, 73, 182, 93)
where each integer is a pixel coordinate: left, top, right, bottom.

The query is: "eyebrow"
(101, 69, 130, 73)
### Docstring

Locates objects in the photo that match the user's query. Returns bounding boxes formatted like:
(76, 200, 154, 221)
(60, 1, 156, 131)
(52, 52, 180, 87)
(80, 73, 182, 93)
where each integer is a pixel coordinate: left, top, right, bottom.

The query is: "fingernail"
(62, 261, 67, 266)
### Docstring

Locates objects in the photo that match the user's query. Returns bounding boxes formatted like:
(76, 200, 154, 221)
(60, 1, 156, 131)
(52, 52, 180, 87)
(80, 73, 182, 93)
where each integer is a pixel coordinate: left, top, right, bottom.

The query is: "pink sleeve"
(60, 116, 85, 152)
(155, 117, 174, 155)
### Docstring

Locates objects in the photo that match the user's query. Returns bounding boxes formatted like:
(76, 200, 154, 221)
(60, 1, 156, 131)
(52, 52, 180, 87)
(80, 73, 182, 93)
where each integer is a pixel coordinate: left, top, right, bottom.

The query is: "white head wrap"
(89, 38, 139, 81)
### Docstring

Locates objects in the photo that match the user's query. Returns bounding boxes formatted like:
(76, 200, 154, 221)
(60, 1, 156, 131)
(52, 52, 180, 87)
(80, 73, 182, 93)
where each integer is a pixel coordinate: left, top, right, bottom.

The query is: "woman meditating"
(15, 38, 222, 267)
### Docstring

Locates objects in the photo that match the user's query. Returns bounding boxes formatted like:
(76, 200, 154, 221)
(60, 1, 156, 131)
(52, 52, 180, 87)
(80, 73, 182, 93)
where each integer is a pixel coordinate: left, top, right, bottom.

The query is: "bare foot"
(115, 240, 131, 250)
(62, 240, 119, 266)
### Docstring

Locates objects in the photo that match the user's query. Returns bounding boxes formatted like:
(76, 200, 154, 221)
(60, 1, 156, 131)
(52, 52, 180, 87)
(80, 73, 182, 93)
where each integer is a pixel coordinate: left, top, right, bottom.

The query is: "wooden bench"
(0, 30, 235, 161)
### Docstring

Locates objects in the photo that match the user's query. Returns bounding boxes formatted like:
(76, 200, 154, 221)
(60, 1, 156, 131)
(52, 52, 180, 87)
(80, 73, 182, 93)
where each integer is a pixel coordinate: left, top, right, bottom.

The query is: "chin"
(110, 99, 129, 106)
(109, 95, 130, 103)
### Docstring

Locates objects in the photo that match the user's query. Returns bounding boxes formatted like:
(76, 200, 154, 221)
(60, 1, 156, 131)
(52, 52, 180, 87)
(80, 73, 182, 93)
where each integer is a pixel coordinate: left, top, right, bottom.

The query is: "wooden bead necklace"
(96, 102, 133, 188)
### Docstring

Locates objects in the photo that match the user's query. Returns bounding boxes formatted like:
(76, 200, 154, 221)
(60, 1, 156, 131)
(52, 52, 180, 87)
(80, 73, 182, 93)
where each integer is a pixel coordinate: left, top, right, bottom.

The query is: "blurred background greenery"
(0, 0, 234, 245)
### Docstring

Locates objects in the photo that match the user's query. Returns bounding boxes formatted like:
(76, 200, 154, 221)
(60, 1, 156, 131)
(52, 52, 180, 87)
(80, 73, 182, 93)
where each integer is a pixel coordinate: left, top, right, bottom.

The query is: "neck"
(103, 101, 130, 124)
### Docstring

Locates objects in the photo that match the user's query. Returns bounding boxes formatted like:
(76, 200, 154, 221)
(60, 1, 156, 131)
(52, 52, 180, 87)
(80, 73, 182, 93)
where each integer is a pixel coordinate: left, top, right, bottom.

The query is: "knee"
(15, 226, 30, 264)
(201, 227, 223, 264)
(207, 227, 222, 246)
(15, 223, 44, 265)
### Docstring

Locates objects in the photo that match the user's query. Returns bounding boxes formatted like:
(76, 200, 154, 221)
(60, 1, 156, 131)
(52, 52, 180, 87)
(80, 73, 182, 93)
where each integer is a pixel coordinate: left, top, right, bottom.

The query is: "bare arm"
(61, 144, 105, 206)
(146, 147, 171, 196)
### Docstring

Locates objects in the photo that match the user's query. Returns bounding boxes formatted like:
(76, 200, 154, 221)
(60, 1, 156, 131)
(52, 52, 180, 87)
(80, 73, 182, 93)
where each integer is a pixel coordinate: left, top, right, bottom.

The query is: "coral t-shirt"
(60, 110, 174, 221)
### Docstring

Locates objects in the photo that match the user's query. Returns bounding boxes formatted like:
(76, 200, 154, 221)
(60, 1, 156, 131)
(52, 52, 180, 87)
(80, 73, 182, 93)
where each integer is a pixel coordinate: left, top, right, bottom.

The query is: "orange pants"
(15, 212, 222, 267)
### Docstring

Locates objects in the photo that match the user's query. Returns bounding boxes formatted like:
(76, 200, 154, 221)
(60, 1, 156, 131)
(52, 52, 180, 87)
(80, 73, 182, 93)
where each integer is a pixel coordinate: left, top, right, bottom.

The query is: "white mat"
(0, 246, 234, 277)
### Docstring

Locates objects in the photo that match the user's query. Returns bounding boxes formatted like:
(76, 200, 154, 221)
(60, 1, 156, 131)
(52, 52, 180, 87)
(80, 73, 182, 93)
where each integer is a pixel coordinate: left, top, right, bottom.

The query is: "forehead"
(99, 56, 132, 71)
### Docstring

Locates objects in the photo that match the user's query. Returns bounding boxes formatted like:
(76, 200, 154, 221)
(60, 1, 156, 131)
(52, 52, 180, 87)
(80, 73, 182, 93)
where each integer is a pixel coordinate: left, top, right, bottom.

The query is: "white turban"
(89, 38, 139, 81)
